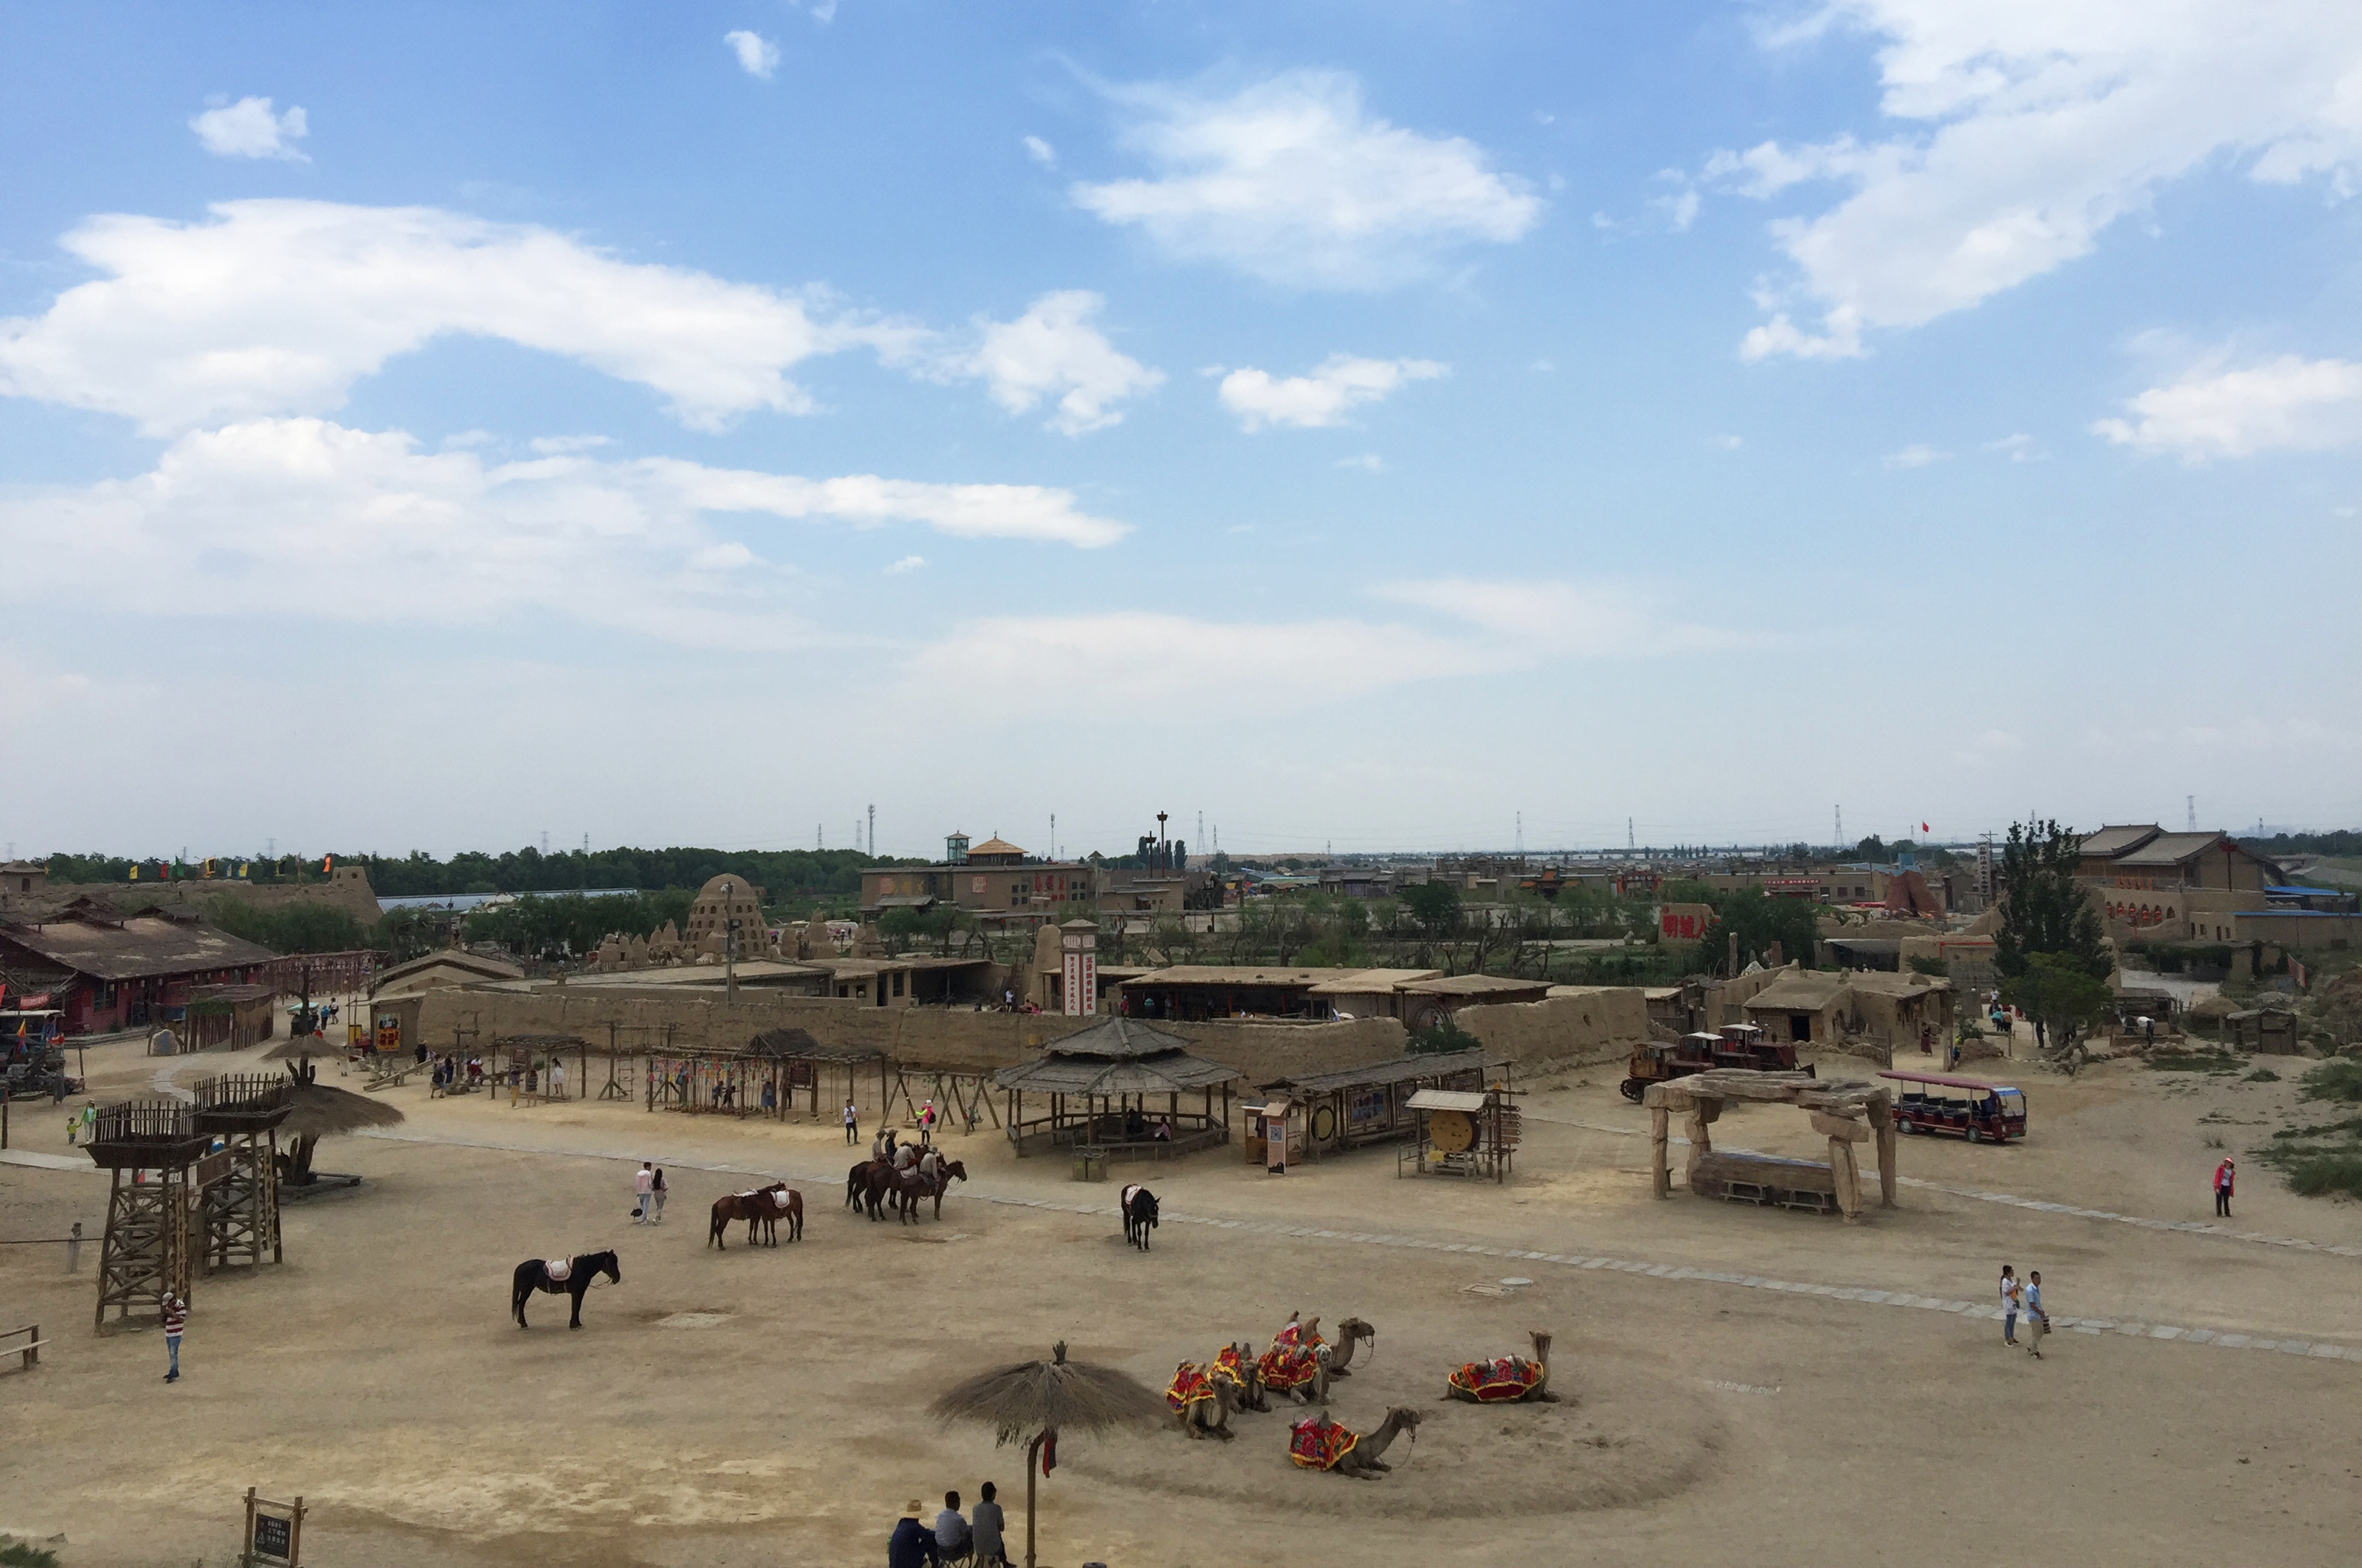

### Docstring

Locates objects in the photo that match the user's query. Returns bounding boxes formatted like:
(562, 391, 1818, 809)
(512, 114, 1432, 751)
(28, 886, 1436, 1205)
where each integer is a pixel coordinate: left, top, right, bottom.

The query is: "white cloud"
(1724, 5, 2362, 355)
(1335, 454, 1387, 472)
(884, 555, 926, 575)
(2093, 355, 2362, 459)
(0, 418, 1125, 650)
(1216, 355, 1445, 431)
(0, 200, 918, 435)
(957, 291, 1163, 435)
(1023, 135, 1057, 166)
(1713, 433, 1745, 451)
(1884, 442, 1948, 468)
(1070, 70, 1540, 289)
(1984, 431, 2042, 462)
(190, 97, 309, 161)
(724, 31, 779, 80)
(1375, 577, 1740, 658)
(904, 612, 1503, 714)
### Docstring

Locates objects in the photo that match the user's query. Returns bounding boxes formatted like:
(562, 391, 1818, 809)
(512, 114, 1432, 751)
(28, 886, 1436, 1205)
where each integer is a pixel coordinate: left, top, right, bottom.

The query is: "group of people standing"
(887, 1484, 1006, 1567)
(1997, 1264, 2049, 1358)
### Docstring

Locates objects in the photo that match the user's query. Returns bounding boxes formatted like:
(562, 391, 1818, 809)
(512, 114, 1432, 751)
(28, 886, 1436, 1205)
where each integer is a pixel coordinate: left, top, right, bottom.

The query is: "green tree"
(1692, 887, 1819, 976)
(1994, 819, 2108, 980)
(2001, 953, 2115, 1058)
(1402, 880, 1463, 939)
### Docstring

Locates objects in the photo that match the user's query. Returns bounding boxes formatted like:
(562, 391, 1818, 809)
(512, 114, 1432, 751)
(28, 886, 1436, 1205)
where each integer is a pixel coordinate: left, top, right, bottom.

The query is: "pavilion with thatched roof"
(994, 1015, 1239, 1160)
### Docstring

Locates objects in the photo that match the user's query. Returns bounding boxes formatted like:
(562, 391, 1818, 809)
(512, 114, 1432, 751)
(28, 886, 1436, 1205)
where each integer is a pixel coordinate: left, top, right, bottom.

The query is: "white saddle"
(543, 1258, 572, 1282)
(770, 1189, 794, 1209)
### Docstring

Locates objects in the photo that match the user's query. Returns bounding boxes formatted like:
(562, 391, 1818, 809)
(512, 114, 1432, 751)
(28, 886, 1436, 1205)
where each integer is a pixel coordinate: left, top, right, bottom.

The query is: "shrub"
(2300, 1059, 2362, 1105)
(1, 1543, 61, 1568)
(1408, 1017, 1483, 1056)
(2245, 1068, 2282, 1082)
(2282, 1151, 2362, 1198)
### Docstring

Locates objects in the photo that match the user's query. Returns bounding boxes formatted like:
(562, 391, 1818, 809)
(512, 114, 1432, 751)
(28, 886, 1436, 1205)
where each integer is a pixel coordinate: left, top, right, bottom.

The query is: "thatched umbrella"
(927, 1342, 1164, 1568)
(279, 1082, 405, 1183)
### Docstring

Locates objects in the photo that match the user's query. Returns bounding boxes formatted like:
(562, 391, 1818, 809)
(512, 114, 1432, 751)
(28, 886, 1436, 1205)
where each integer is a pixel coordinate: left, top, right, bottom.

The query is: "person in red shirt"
(2214, 1158, 2235, 1219)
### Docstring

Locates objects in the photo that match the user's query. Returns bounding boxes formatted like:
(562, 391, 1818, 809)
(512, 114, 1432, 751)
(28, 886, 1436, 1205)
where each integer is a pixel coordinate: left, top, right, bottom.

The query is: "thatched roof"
(993, 1016, 1240, 1097)
(282, 1083, 407, 1140)
(928, 1342, 1165, 1445)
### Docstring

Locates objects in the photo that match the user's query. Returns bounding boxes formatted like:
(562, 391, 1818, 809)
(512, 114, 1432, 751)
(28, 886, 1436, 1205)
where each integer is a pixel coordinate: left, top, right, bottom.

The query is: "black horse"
(511, 1250, 621, 1329)
(1121, 1184, 1159, 1250)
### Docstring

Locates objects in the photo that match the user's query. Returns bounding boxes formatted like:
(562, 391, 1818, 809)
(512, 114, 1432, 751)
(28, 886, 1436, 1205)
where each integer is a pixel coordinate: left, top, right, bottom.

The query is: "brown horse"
(708, 1182, 803, 1247)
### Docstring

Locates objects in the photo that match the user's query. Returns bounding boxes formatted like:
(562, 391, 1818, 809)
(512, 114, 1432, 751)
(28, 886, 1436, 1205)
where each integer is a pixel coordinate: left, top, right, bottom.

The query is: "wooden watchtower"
(85, 1101, 212, 1331)
(191, 1074, 294, 1272)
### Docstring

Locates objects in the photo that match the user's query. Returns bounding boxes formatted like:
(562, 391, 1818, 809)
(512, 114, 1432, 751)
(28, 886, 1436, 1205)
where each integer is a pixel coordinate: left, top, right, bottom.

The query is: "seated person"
(889, 1500, 941, 1568)
(935, 1490, 971, 1561)
(1154, 1116, 1173, 1141)
(1125, 1106, 1147, 1139)
(970, 1482, 1006, 1567)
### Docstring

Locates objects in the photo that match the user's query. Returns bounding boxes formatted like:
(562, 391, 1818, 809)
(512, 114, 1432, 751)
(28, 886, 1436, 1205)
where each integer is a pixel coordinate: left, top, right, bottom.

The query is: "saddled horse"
(855, 1153, 967, 1222)
(511, 1250, 621, 1329)
(709, 1183, 803, 1247)
(1121, 1183, 1159, 1250)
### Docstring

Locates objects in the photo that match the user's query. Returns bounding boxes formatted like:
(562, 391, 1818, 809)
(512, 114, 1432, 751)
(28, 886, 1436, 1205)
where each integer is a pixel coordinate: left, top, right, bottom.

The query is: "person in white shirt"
(633, 1162, 654, 1223)
(934, 1490, 970, 1559)
(1999, 1264, 2021, 1346)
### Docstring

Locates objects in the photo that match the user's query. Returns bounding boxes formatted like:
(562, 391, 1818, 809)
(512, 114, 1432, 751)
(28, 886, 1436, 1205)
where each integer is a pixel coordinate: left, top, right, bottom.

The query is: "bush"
(2245, 1068, 2282, 1082)
(1408, 1017, 1483, 1056)
(1, 1543, 61, 1568)
(2300, 1059, 2362, 1105)
(2282, 1151, 2362, 1198)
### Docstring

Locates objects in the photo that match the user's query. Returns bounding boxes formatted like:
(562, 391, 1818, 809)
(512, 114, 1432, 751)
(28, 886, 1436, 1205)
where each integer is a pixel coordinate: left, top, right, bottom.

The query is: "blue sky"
(3, 1, 2358, 861)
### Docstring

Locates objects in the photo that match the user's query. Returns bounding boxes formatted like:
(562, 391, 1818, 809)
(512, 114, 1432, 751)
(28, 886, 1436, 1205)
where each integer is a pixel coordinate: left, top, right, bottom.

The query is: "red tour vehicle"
(1879, 1070, 2028, 1143)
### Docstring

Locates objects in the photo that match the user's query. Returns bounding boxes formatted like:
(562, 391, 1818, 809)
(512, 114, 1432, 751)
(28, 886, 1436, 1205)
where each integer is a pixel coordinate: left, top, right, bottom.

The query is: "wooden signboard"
(242, 1488, 304, 1567)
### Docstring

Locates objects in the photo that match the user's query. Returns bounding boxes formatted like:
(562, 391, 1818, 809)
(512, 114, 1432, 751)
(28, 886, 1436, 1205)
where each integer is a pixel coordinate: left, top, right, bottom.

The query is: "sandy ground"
(4, 1036, 2361, 1568)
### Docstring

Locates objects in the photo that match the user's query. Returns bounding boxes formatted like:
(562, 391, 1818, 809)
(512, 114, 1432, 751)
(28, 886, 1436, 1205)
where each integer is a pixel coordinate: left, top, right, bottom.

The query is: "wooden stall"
(1642, 1069, 1896, 1222)
(884, 1060, 1004, 1137)
(1258, 1047, 1494, 1162)
(742, 1030, 887, 1122)
(184, 984, 279, 1051)
(1397, 1080, 1522, 1184)
(996, 1016, 1238, 1162)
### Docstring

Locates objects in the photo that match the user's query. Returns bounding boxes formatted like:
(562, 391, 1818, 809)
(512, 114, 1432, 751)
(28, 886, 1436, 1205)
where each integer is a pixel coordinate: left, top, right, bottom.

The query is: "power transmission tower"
(1834, 805, 1842, 847)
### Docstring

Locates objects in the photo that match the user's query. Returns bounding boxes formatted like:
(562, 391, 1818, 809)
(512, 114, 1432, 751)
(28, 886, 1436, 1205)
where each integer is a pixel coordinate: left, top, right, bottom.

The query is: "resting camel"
(1326, 1317, 1376, 1378)
(1166, 1360, 1237, 1440)
(1258, 1313, 1334, 1404)
(510, 1250, 620, 1329)
(1445, 1330, 1557, 1404)
(1209, 1342, 1270, 1413)
(1288, 1407, 1424, 1478)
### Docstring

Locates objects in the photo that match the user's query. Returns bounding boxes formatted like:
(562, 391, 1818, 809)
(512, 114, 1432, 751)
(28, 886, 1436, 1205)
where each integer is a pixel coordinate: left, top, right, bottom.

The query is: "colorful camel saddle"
(1166, 1361, 1216, 1414)
(1258, 1321, 1326, 1391)
(1288, 1417, 1358, 1471)
(1447, 1355, 1544, 1402)
(1208, 1345, 1252, 1391)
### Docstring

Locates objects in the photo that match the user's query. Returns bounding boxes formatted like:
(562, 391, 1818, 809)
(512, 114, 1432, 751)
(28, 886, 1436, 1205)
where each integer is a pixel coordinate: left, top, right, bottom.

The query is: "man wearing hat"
(888, 1499, 942, 1568)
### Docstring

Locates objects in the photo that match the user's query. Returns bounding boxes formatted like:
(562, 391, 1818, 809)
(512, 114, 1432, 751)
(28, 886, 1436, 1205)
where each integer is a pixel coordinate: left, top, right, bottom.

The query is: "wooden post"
(1023, 1428, 1046, 1568)
(1870, 1098, 1897, 1208)
(1648, 1105, 1670, 1198)
(1829, 1137, 1861, 1220)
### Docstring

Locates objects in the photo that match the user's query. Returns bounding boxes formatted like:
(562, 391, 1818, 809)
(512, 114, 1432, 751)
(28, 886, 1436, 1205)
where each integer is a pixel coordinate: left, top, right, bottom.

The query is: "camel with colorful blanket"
(1165, 1359, 1237, 1439)
(1208, 1342, 1269, 1412)
(1444, 1330, 1557, 1403)
(1287, 1407, 1424, 1478)
(1256, 1313, 1334, 1404)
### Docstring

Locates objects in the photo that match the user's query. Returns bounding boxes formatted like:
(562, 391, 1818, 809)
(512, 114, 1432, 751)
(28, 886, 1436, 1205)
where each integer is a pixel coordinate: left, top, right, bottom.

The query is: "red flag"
(1920, 822, 1930, 833)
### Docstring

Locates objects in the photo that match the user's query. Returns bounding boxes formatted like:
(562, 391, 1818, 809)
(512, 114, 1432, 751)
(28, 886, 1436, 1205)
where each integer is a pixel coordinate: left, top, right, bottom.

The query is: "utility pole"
(1515, 811, 1523, 856)
(2186, 795, 2196, 831)
(1050, 814, 1057, 861)
(1627, 818, 1635, 852)
(1834, 805, 1842, 847)
(868, 804, 876, 860)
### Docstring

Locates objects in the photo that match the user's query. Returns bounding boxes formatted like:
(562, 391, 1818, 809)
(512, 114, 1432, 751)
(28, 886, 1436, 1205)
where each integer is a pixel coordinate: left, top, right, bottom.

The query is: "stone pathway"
(355, 1127, 2362, 1365)
(1522, 1108, 2362, 1260)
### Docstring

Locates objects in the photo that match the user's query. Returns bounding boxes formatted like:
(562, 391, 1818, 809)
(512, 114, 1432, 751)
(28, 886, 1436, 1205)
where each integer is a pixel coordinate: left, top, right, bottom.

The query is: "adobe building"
(683, 873, 771, 958)
(861, 832, 1097, 923)
(0, 899, 280, 1035)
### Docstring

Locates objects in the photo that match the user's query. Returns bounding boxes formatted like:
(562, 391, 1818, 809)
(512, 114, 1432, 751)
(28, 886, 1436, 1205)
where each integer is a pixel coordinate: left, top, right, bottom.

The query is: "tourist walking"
(161, 1290, 187, 1383)
(649, 1167, 668, 1224)
(843, 1096, 860, 1146)
(1999, 1264, 2020, 1346)
(2023, 1270, 2048, 1359)
(888, 1499, 942, 1568)
(634, 1161, 654, 1223)
(2214, 1158, 2235, 1218)
(971, 1480, 1007, 1567)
